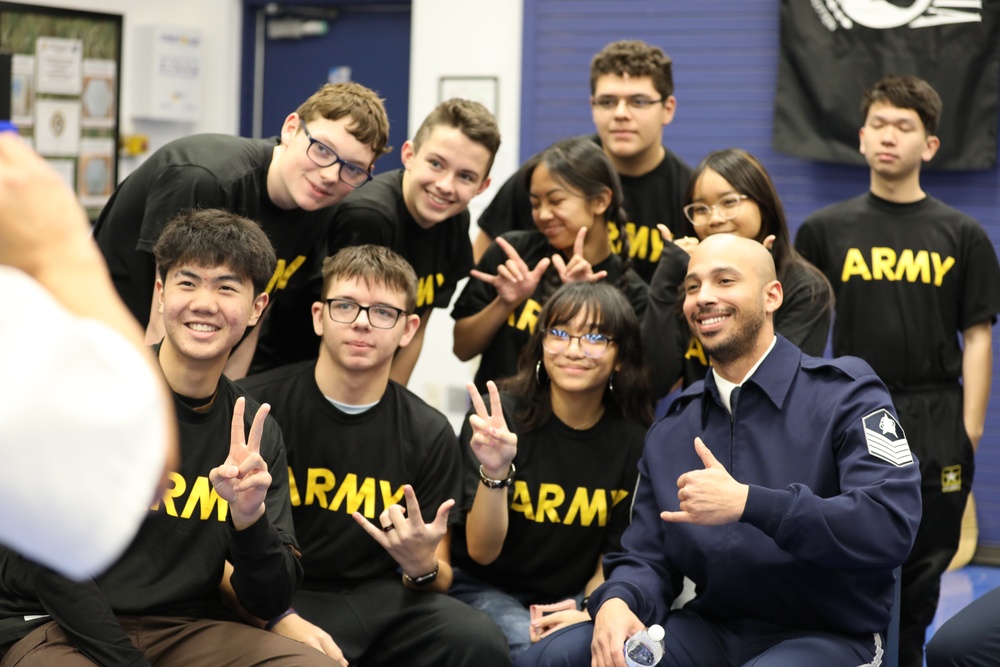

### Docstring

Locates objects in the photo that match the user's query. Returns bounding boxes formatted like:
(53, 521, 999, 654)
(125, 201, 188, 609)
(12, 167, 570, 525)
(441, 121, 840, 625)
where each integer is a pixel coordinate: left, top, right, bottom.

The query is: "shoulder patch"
(862, 409, 912, 467)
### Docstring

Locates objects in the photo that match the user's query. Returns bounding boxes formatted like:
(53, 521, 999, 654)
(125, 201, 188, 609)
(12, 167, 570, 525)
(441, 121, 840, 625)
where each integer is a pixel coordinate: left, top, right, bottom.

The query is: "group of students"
(0, 36, 998, 667)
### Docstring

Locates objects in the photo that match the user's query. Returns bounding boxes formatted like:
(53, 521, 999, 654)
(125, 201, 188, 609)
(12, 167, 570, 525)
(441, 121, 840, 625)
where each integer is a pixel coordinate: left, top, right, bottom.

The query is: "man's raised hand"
(210, 397, 272, 530)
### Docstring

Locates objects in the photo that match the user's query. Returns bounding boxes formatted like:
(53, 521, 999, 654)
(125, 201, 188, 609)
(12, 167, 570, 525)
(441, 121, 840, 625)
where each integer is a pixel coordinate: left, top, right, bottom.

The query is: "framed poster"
(0, 2, 122, 217)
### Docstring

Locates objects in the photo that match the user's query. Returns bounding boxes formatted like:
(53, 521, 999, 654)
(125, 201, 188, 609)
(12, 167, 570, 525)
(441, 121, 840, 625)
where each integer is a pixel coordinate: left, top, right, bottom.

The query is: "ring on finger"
(382, 524, 396, 533)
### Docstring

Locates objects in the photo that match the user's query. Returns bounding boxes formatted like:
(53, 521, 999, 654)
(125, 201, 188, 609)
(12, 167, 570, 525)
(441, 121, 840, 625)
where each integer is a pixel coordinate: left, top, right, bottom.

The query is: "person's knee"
(514, 623, 593, 667)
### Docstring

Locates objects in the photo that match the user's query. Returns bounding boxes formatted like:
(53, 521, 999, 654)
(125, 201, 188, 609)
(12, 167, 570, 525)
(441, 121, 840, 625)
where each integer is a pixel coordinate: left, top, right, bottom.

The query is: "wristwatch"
(402, 561, 439, 587)
(479, 463, 516, 489)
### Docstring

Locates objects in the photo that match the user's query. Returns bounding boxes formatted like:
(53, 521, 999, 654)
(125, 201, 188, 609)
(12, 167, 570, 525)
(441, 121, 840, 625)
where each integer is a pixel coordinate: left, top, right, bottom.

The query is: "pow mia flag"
(773, 0, 1000, 170)
(862, 409, 913, 467)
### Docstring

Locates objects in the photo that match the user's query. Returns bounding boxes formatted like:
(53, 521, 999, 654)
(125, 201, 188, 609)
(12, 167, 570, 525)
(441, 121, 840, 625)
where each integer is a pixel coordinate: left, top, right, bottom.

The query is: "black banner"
(773, 0, 1000, 170)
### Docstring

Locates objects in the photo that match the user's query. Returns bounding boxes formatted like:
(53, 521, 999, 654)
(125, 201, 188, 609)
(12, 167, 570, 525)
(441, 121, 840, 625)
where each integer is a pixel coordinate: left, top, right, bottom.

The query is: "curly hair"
(590, 40, 675, 100)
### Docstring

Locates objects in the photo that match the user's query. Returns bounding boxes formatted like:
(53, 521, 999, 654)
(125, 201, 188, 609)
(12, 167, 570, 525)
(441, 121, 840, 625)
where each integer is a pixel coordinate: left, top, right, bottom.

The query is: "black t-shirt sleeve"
(773, 261, 832, 356)
(958, 223, 1000, 329)
(477, 168, 535, 238)
(642, 243, 689, 397)
(227, 414, 302, 620)
(327, 205, 396, 255)
(24, 557, 150, 666)
(793, 217, 826, 272)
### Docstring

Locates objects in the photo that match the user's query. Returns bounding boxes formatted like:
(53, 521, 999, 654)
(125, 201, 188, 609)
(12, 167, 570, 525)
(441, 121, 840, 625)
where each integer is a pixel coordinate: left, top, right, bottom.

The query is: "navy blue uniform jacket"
(591, 336, 922, 635)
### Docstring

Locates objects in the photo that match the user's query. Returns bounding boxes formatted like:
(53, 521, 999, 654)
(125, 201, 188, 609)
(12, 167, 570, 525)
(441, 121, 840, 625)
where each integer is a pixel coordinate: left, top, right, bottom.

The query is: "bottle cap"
(648, 624, 665, 642)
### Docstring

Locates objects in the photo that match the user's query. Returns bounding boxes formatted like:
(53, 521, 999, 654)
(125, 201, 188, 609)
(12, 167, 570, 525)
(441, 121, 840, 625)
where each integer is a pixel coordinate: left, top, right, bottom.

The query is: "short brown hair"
(411, 98, 501, 177)
(590, 40, 675, 100)
(295, 82, 392, 163)
(861, 75, 942, 136)
(154, 208, 277, 296)
(321, 245, 418, 313)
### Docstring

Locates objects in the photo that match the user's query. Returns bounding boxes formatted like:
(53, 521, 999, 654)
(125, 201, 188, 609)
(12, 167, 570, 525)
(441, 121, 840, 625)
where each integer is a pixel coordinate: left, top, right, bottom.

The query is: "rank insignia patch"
(862, 409, 913, 467)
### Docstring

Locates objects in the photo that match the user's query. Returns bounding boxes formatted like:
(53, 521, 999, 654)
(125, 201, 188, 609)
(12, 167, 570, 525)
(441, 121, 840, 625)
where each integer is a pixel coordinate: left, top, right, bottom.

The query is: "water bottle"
(623, 624, 665, 666)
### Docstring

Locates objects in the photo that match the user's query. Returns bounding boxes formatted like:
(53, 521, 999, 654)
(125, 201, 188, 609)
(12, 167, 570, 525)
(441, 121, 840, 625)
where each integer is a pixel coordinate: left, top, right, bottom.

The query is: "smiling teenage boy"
(0, 209, 337, 667)
(326, 98, 500, 383)
(795, 75, 1000, 667)
(238, 245, 510, 666)
(473, 40, 690, 282)
(93, 82, 390, 377)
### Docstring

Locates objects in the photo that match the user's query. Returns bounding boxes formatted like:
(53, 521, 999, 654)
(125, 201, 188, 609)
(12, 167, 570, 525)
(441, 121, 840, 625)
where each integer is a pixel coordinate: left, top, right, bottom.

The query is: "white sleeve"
(0, 266, 168, 579)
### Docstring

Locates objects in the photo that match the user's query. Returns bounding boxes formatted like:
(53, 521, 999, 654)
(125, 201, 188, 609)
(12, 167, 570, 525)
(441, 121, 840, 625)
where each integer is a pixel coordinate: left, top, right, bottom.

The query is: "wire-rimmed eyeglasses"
(683, 194, 749, 226)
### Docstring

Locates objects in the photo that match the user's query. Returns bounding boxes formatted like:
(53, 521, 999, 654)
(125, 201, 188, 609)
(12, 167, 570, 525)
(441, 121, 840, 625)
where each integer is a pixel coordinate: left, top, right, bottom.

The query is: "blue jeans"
(448, 569, 583, 658)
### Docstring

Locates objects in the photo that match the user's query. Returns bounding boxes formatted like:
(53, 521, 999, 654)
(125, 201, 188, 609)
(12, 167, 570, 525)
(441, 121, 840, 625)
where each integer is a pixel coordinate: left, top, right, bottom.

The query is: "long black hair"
(500, 281, 653, 431)
(680, 148, 832, 309)
(520, 137, 635, 304)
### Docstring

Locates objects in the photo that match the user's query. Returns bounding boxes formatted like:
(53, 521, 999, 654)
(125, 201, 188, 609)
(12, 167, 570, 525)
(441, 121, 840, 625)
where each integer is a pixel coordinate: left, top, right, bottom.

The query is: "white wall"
(26, 0, 243, 178)
(407, 0, 524, 430)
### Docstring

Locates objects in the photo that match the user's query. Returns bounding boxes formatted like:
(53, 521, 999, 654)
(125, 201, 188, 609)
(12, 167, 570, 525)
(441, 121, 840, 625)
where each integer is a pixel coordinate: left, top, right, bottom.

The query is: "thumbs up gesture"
(660, 437, 748, 526)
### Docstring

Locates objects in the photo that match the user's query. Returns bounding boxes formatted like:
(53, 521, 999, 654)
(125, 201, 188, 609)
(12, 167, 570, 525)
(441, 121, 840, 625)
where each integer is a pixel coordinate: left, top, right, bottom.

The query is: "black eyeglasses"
(325, 299, 407, 329)
(542, 328, 615, 358)
(591, 96, 665, 111)
(301, 121, 372, 188)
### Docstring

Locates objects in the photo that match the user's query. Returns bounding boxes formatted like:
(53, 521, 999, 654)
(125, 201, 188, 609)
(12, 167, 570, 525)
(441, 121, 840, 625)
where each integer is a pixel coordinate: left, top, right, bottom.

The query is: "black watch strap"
(402, 561, 439, 586)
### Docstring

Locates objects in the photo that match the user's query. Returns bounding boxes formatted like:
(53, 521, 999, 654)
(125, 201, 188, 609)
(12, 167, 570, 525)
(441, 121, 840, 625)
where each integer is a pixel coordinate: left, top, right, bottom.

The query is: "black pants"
(893, 386, 974, 667)
(295, 578, 511, 667)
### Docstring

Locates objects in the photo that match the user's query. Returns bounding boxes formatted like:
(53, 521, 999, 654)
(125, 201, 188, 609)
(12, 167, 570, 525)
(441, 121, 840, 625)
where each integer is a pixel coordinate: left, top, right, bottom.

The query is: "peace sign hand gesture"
(466, 381, 517, 479)
(551, 227, 609, 284)
(470, 236, 551, 306)
(210, 397, 273, 530)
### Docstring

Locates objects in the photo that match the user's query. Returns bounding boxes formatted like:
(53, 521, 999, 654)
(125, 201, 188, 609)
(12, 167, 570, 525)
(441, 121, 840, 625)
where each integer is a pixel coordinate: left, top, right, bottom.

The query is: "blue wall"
(520, 0, 1000, 546)
(240, 1, 411, 173)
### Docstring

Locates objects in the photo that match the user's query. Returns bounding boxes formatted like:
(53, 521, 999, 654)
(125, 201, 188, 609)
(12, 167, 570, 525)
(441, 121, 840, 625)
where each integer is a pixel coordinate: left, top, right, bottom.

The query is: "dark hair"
(500, 282, 653, 430)
(154, 208, 276, 296)
(411, 98, 501, 177)
(681, 148, 832, 312)
(295, 82, 392, 163)
(521, 137, 633, 304)
(321, 244, 418, 313)
(861, 75, 942, 136)
(590, 40, 675, 100)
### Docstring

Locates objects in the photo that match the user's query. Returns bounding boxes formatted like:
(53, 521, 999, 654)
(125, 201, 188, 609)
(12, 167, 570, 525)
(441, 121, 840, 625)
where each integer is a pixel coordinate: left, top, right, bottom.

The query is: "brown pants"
(1, 616, 338, 667)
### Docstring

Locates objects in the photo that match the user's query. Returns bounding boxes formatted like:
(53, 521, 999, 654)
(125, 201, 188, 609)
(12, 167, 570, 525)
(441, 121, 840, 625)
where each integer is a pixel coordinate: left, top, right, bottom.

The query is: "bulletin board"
(0, 2, 122, 216)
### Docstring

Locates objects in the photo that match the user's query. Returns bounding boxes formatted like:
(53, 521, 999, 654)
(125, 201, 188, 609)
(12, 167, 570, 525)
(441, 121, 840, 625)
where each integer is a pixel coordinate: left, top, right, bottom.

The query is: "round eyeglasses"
(683, 194, 749, 226)
(325, 299, 406, 329)
(542, 328, 615, 358)
(301, 121, 372, 188)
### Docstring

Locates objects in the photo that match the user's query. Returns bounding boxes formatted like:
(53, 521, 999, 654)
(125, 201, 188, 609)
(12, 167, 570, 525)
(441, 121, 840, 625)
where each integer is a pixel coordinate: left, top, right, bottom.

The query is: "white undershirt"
(711, 336, 777, 415)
